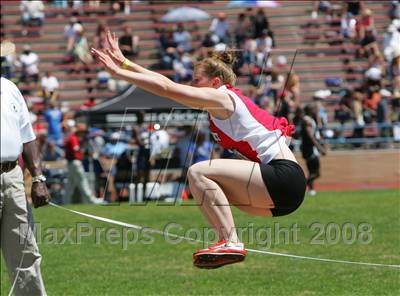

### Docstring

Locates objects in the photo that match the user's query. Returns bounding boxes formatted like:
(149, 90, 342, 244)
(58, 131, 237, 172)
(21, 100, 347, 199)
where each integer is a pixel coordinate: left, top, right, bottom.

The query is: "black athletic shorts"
(260, 159, 306, 217)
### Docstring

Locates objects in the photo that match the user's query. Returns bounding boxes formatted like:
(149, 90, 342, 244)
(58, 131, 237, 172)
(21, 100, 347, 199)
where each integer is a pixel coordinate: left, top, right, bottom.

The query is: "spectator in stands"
(158, 29, 177, 54)
(172, 47, 193, 83)
(261, 67, 284, 104)
(344, 1, 364, 17)
(72, 28, 93, 66)
(82, 97, 97, 109)
(70, 0, 83, 16)
(335, 89, 353, 127)
(315, 90, 331, 127)
(53, 0, 68, 9)
(358, 28, 380, 58)
(300, 103, 326, 197)
(377, 89, 392, 142)
(340, 12, 357, 39)
(357, 8, 375, 41)
(43, 102, 63, 146)
(17, 45, 39, 85)
(287, 71, 301, 110)
(352, 91, 365, 140)
(96, 69, 111, 90)
(209, 12, 230, 45)
(101, 132, 128, 158)
(64, 17, 83, 52)
(256, 29, 273, 54)
(173, 23, 192, 53)
(42, 140, 64, 161)
(234, 13, 252, 47)
(64, 122, 103, 204)
(251, 9, 270, 39)
(383, 20, 400, 63)
(41, 71, 60, 103)
(391, 51, 400, 98)
(242, 33, 257, 66)
(311, 1, 331, 20)
(119, 24, 140, 60)
(150, 128, 170, 159)
(20, 0, 45, 36)
(93, 21, 109, 50)
(368, 52, 386, 75)
(110, 1, 129, 15)
(389, 0, 400, 20)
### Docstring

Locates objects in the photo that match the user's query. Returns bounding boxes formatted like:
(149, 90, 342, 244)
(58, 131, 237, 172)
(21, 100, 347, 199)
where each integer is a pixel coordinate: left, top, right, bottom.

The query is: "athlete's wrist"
(121, 58, 131, 69)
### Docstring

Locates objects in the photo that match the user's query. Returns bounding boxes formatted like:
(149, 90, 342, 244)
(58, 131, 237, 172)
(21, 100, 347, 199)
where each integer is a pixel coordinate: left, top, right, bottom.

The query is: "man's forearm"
(22, 140, 43, 177)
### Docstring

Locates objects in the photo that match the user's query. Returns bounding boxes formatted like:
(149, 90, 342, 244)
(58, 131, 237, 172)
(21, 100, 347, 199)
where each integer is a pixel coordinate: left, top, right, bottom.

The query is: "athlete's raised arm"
(91, 47, 233, 119)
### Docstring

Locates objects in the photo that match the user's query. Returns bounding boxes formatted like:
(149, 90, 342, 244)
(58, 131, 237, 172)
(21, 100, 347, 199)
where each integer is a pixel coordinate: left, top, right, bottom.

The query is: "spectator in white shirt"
(65, 17, 84, 53)
(173, 23, 192, 53)
(41, 71, 60, 102)
(20, 0, 45, 36)
(209, 12, 230, 45)
(17, 45, 39, 84)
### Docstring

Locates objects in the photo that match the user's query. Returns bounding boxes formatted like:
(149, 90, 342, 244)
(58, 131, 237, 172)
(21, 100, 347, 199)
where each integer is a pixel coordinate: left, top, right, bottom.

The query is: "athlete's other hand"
(91, 47, 120, 76)
(105, 30, 125, 65)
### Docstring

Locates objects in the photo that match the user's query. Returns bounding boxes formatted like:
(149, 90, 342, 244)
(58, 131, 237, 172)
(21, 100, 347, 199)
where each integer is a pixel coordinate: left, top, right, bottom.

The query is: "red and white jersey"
(209, 84, 295, 164)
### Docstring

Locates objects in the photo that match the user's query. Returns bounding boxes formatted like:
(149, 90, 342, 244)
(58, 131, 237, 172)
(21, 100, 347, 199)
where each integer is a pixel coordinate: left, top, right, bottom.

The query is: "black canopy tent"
(87, 85, 206, 128)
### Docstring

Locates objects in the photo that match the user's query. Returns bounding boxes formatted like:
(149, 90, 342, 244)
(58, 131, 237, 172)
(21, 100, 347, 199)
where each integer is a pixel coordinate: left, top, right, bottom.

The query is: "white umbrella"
(227, 1, 281, 8)
(161, 7, 210, 23)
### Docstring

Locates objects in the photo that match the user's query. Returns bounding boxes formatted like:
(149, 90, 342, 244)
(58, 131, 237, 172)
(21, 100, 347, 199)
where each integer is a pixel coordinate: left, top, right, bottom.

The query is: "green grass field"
(1, 190, 399, 295)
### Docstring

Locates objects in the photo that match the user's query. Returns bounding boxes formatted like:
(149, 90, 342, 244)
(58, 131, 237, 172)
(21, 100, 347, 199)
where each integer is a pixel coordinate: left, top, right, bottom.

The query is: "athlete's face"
(191, 67, 221, 88)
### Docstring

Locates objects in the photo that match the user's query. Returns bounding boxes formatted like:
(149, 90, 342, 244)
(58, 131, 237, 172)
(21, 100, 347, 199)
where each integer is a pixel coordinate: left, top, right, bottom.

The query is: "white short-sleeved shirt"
(1, 77, 36, 161)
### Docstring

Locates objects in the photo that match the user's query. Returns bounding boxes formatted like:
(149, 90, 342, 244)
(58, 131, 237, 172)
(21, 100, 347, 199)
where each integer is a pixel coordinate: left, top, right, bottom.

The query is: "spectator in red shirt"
(82, 97, 97, 109)
(64, 123, 103, 204)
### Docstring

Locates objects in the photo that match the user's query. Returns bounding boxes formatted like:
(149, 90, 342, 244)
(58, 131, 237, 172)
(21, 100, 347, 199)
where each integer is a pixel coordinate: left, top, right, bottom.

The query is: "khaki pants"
(65, 160, 97, 204)
(0, 166, 46, 296)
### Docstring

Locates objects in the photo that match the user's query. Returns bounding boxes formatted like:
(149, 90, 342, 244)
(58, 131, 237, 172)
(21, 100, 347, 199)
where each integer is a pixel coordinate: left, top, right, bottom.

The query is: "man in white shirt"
(209, 12, 230, 45)
(18, 45, 39, 84)
(20, 0, 45, 36)
(1, 41, 49, 296)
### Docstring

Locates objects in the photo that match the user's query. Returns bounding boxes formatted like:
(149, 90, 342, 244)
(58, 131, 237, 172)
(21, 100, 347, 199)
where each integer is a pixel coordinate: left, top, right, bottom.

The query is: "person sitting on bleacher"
(209, 12, 230, 45)
(119, 24, 140, 61)
(17, 45, 39, 86)
(41, 71, 60, 103)
(20, 0, 45, 36)
(173, 23, 192, 53)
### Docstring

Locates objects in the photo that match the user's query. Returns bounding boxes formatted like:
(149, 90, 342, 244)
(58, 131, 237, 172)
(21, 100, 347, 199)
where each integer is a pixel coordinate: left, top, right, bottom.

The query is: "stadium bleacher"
(1, 0, 392, 111)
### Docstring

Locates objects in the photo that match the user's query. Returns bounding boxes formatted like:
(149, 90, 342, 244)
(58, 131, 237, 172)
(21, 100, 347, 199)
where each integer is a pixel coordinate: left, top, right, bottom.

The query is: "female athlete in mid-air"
(91, 31, 306, 269)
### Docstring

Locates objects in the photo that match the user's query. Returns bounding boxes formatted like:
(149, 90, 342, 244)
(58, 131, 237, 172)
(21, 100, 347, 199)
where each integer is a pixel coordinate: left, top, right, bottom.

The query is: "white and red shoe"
(193, 240, 247, 269)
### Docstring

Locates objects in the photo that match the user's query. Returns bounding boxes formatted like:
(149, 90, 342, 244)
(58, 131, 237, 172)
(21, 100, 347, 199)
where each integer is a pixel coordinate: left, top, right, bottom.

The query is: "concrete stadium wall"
(295, 149, 400, 191)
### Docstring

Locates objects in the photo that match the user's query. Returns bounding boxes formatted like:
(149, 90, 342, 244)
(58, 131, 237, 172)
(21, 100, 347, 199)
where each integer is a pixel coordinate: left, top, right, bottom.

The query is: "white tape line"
(49, 203, 400, 269)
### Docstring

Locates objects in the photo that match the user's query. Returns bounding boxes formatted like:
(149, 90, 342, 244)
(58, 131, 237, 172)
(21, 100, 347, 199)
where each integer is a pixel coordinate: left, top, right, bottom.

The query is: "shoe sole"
(193, 252, 246, 269)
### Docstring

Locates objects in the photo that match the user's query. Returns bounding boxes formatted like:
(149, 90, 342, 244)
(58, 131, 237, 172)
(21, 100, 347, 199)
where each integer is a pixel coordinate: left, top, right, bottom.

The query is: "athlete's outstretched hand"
(91, 47, 120, 76)
(105, 30, 125, 65)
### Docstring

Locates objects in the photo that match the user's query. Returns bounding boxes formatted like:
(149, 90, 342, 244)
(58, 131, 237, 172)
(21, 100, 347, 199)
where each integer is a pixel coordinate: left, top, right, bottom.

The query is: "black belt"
(0, 161, 18, 175)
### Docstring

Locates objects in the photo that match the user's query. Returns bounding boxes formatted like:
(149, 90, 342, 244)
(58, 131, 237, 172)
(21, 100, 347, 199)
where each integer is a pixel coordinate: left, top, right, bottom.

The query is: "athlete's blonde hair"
(196, 50, 237, 86)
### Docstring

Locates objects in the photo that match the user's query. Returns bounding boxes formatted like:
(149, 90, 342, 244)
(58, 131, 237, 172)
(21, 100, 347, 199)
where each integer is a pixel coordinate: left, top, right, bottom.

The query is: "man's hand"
(31, 182, 50, 208)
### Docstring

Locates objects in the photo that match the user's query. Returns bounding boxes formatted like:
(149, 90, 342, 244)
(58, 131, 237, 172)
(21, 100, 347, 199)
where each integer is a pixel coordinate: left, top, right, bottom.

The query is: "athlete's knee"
(187, 161, 209, 183)
(187, 162, 215, 198)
